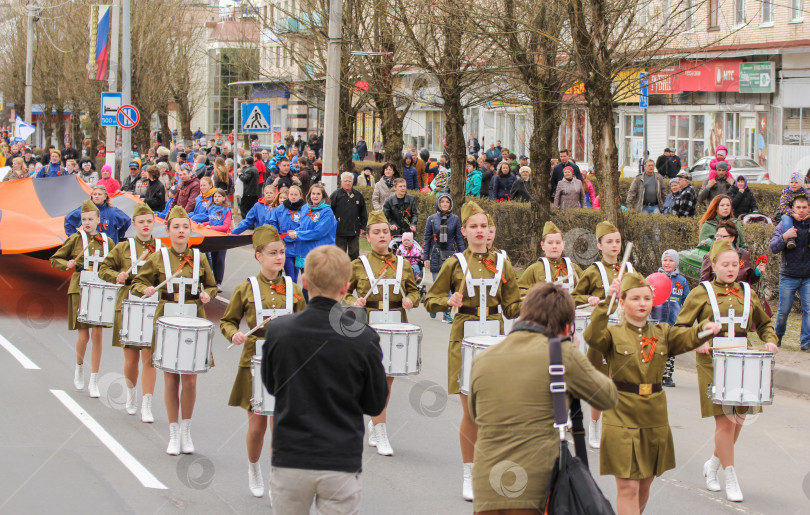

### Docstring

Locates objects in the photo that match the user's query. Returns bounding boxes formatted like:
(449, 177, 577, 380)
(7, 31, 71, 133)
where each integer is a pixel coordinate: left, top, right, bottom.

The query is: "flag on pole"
(14, 116, 35, 143)
(87, 5, 111, 81)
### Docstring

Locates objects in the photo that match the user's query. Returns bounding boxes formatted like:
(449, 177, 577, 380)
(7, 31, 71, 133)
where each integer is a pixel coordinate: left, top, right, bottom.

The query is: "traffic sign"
(639, 72, 649, 109)
(101, 92, 122, 126)
(116, 105, 140, 129)
(241, 102, 271, 133)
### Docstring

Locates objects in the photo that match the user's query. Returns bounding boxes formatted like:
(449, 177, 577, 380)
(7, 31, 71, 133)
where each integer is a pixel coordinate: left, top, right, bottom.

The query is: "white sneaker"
(703, 456, 721, 492)
(248, 462, 265, 498)
(462, 462, 474, 501)
(374, 423, 394, 456)
(125, 387, 137, 415)
(74, 364, 85, 390)
(141, 394, 154, 423)
(180, 419, 194, 454)
(367, 420, 377, 448)
(724, 466, 743, 502)
(588, 419, 601, 449)
(88, 373, 100, 398)
(166, 423, 181, 455)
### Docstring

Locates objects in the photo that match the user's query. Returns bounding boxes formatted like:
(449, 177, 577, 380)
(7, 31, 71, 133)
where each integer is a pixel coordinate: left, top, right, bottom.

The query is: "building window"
(684, 0, 694, 31)
(560, 109, 588, 165)
(782, 108, 810, 145)
(724, 113, 741, 155)
(667, 114, 708, 167)
(708, 0, 719, 28)
(425, 111, 445, 153)
(761, 0, 774, 24)
(791, 0, 804, 21)
(624, 114, 644, 171)
(734, 0, 746, 27)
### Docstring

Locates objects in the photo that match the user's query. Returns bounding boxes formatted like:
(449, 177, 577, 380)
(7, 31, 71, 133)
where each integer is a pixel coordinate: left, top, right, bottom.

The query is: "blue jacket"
(650, 268, 690, 325)
(270, 200, 307, 257)
(293, 202, 337, 259)
(206, 204, 231, 230)
(232, 199, 274, 235)
(422, 193, 465, 273)
(403, 154, 418, 190)
(36, 163, 66, 178)
(770, 217, 810, 278)
(156, 197, 174, 219)
(190, 194, 213, 223)
(268, 143, 287, 174)
(489, 173, 516, 200)
(64, 202, 131, 244)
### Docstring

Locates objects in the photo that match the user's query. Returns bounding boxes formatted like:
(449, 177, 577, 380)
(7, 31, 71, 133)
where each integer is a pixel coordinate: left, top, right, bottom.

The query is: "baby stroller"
(390, 237, 425, 283)
(741, 212, 773, 225)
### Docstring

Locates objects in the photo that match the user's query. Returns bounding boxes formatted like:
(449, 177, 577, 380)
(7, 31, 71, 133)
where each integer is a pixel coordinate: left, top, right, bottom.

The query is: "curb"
(675, 353, 810, 397)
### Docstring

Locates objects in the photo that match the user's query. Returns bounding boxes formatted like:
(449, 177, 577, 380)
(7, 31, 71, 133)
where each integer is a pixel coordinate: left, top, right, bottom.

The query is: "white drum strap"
(359, 255, 377, 294)
(456, 252, 501, 297)
(128, 238, 161, 275)
(249, 276, 294, 324)
(394, 256, 403, 295)
(702, 281, 751, 331)
(160, 247, 200, 295)
(595, 261, 633, 292)
(360, 255, 403, 296)
(540, 257, 552, 283)
(563, 257, 576, 290)
(79, 230, 109, 270)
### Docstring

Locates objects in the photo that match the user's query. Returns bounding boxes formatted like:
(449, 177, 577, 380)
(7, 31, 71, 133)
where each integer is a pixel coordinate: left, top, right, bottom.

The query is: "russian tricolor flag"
(87, 5, 111, 81)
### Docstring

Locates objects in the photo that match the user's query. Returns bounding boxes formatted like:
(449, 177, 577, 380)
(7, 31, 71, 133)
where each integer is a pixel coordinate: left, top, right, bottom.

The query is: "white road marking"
(50, 389, 167, 490)
(0, 334, 40, 369)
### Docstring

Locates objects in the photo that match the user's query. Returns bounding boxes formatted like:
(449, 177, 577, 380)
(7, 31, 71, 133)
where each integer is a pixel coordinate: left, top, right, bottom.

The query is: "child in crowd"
(201, 188, 232, 290)
(651, 249, 690, 387)
(777, 171, 809, 249)
(396, 232, 424, 282)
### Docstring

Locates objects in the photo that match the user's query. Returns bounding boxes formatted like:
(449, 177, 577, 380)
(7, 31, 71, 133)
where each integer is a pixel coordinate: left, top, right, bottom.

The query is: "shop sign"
(739, 62, 775, 93)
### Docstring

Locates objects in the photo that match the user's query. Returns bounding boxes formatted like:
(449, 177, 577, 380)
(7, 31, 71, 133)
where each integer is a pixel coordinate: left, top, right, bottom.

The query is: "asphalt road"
(1, 248, 809, 514)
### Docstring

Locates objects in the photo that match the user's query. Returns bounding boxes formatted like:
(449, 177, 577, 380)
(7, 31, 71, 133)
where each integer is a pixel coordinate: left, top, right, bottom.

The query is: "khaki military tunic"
(571, 259, 628, 374)
(518, 257, 584, 296)
(129, 246, 218, 353)
(98, 237, 161, 348)
(50, 231, 115, 330)
(424, 248, 521, 394)
(220, 273, 306, 411)
(584, 302, 712, 479)
(344, 250, 420, 323)
(675, 280, 777, 418)
(469, 328, 617, 511)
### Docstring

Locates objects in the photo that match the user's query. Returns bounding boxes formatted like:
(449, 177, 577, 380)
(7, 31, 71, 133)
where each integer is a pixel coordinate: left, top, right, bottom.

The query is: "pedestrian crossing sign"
(241, 103, 272, 133)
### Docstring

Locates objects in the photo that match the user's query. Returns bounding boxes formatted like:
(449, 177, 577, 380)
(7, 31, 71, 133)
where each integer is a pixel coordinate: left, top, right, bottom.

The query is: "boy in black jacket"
(262, 245, 388, 511)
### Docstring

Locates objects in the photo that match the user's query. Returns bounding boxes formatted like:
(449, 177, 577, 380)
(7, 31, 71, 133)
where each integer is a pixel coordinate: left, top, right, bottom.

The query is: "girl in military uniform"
(425, 201, 521, 502)
(345, 211, 420, 457)
(51, 200, 116, 398)
(571, 220, 633, 448)
(675, 239, 778, 502)
(518, 221, 583, 296)
(98, 203, 162, 422)
(220, 225, 306, 498)
(130, 206, 218, 456)
(584, 272, 720, 514)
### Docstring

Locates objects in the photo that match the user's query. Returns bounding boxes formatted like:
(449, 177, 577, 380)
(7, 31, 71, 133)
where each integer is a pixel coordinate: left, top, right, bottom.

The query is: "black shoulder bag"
(544, 335, 614, 515)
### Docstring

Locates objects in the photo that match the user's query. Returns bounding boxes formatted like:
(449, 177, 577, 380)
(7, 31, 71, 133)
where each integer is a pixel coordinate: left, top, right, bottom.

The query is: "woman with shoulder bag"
(422, 193, 464, 323)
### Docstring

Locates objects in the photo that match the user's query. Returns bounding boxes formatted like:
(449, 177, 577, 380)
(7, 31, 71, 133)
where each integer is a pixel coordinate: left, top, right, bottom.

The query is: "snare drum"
(371, 323, 422, 376)
(153, 316, 214, 373)
(119, 297, 159, 346)
(460, 335, 506, 394)
(574, 309, 592, 353)
(77, 279, 123, 327)
(710, 349, 774, 406)
(250, 355, 275, 415)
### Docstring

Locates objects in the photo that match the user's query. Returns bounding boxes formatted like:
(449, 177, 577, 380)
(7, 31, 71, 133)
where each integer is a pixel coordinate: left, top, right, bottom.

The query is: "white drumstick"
(126, 250, 150, 275)
(451, 259, 471, 316)
(606, 242, 634, 314)
(362, 267, 390, 301)
(147, 268, 184, 296)
(575, 303, 591, 310)
(227, 318, 271, 350)
(698, 328, 715, 339)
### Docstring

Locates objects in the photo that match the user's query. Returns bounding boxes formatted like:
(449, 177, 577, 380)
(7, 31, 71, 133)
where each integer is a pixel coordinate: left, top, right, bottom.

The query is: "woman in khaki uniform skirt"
(98, 203, 162, 422)
(345, 210, 420, 457)
(469, 283, 617, 514)
(220, 225, 305, 498)
(675, 240, 778, 502)
(425, 201, 521, 502)
(571, 220, 632, 448)
(50, 200, 115, 398)
(585, 272, 720, 515)
(130, 205, 217, 455)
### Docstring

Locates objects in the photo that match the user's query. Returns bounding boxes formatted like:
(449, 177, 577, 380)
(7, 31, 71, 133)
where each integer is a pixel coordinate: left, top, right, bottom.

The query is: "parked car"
(688, 155, 771, 184)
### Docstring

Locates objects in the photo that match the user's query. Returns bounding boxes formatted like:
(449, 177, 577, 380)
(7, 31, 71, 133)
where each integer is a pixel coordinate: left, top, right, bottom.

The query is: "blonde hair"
(304, 245, 352, 296)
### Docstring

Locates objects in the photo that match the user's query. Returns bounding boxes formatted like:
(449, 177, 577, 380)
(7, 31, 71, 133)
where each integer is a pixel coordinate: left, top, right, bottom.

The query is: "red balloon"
(646, 273, 672, 307)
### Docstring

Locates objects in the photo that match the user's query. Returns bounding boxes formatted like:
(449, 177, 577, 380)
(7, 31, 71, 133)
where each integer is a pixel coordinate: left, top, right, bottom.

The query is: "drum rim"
(371, 323, 422, 331)
(713, 350, 774, 357)
(157, 316, 215, 327)
(462, 335, 506, 345)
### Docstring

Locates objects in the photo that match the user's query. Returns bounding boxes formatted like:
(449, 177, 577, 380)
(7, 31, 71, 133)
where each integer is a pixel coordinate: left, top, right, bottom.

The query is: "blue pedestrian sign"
(116, 105, 140, 129)
(639, 72, 649, 109)
(241, 102, 272, 133)
(101, 92, 122, 126)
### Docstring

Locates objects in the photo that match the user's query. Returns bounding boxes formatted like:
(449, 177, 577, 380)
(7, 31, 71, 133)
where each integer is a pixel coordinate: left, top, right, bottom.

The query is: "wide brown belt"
(613, 381, 662, 396)
(457, 306, 499, 317)
(365, 300, 402, 310)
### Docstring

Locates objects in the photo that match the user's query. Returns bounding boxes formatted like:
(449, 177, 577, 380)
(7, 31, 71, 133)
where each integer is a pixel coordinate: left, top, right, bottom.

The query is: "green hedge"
(356, 186, 783, 299)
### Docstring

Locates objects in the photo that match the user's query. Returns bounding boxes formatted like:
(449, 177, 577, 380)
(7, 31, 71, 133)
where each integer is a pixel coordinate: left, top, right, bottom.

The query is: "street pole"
(24, 2, 36, 133)
(120, 0, 132, 171)
(321, 0, 343, 193)
(233, 97, 240, 165)
(106, 0, 120, 176)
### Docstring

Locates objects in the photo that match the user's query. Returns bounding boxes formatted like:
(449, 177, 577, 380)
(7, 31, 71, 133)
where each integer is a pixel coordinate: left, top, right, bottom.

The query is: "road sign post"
(116, 104, 139, 130)
(101, 92, 122, 126)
